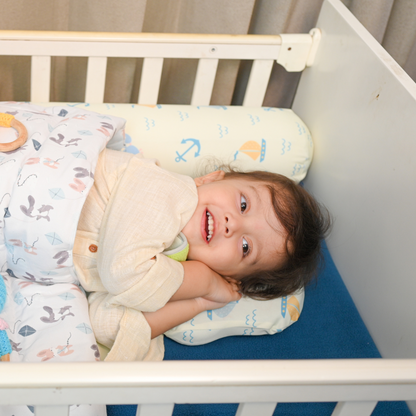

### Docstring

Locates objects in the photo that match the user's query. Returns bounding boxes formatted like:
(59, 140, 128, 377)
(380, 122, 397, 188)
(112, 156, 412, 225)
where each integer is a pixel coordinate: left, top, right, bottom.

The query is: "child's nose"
(225, 216, 230, 235)
(224, 214, 240, 236)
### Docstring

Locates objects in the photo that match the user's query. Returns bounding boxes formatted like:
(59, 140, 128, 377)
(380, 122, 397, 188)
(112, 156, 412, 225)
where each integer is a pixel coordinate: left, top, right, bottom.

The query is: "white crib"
(1, 0, 416, 415)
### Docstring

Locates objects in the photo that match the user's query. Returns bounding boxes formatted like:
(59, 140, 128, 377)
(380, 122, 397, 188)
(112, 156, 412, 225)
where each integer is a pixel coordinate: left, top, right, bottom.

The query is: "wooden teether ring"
(0, 113, 28, 152)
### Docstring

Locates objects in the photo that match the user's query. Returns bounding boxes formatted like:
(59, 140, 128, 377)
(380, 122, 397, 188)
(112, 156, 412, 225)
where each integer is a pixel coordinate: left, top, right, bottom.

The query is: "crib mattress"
(108, 242, 413, 416)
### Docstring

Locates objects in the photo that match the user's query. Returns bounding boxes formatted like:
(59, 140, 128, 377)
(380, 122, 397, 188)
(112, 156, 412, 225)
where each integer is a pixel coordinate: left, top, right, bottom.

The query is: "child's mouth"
(205, 209, 214, 243)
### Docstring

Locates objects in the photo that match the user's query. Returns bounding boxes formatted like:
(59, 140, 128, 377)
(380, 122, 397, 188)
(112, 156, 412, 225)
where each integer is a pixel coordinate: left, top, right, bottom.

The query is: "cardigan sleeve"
(96, 156, 198, 312)
(88, 292, 164, 362)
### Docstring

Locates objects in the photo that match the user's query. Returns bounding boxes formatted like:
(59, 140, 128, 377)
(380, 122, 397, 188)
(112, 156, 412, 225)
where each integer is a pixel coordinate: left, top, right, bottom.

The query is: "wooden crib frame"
(0, 28, 320, 107)
(1, 0, 416, 415)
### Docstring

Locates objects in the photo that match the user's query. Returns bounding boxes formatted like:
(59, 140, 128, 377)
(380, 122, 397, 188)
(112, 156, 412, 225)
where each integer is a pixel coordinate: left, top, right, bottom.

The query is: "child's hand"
(204, 274, 242, 305)
(195, 297, 235, 313)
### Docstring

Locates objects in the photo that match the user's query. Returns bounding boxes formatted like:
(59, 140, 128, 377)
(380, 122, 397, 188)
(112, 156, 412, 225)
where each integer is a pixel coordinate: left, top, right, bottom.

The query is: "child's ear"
(194, 170, 225, 187)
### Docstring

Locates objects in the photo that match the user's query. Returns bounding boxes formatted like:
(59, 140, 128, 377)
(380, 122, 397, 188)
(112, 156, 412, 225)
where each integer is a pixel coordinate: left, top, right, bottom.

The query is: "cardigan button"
(89, 244, 98, 253)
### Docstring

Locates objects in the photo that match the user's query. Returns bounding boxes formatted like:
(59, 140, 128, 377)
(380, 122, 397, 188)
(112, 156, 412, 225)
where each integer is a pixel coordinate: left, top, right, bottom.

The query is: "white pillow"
(165, 290, 304, 345)
(44, 103, 313, 183)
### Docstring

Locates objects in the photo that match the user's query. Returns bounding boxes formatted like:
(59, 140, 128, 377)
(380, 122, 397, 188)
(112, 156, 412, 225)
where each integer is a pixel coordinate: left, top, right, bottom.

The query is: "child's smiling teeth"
(206, 211, 214, 242)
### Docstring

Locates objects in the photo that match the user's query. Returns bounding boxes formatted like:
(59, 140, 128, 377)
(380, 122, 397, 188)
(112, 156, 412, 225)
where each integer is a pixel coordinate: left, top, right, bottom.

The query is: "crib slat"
(242, 59, 274, 107)
(331, 401, 378, 416)
(136, 403, 174, 416)
(138, 57, 164, 105)
(235, 402, 277, 416)
(31, 56, 51, 102)
(191, 58, 219, 106)
(34, 405, 69, 416)
(85, 56, 107, 103)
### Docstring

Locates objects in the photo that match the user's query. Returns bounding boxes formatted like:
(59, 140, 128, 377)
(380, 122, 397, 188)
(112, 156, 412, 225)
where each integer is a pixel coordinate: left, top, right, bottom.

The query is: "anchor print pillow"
(121, 105, 313, 183)
(44, 103, 313, 184)
(165, 289, 304, 345)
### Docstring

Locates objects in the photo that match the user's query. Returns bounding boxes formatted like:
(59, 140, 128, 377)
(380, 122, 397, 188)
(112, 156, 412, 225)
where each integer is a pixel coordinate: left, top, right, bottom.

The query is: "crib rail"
(0, 29, 320, 106)
(1, 359, 416, 416)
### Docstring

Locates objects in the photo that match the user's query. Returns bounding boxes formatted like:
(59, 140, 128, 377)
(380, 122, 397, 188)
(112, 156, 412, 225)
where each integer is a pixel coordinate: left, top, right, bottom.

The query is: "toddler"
(73, 149, 330, 361)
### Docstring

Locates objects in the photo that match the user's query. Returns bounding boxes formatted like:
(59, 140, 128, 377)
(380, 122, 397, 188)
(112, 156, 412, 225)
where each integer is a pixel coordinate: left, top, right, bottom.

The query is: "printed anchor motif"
(175, 138, 201, 162)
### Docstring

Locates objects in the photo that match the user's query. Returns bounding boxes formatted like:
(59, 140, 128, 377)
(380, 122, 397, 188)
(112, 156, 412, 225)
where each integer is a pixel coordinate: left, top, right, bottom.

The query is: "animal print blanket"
(0, 102, 125, 286)
(0, 102, 125, 415)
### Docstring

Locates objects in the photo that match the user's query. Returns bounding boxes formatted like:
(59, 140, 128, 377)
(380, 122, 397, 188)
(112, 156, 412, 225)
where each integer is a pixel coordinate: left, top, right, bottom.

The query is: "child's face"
(181, 171, 287, 279)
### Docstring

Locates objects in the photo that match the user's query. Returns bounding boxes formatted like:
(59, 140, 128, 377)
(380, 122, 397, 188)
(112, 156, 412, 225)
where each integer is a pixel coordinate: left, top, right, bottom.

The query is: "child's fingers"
(224, 276, 241, 287)
(228, 282, 242, 300)
(224, 279, 237, 289)
(233, 291, 242, 301)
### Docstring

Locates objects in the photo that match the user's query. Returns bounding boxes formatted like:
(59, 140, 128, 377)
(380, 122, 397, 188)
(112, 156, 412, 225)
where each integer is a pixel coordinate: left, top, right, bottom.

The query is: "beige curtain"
(344, 0, 416, 82)
(0, 0, 415, 107)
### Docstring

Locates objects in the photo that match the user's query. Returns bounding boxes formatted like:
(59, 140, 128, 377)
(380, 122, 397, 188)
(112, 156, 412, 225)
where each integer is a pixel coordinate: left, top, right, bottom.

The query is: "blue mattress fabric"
(107, 242, 411, 416)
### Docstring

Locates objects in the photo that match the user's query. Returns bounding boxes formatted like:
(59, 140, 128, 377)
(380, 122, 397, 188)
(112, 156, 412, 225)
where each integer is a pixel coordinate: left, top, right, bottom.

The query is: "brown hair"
(222, 169, 331, 300)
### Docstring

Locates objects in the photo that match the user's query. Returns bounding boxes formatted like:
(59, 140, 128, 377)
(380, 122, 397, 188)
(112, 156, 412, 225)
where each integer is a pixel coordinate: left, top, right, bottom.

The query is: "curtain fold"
(0, 0, 415, 106)
(232, 0, 324, 108)
(142, 0, 256, 105)
(64, 0, 148, 103)
(344, 0, 395, 43)
(382, 0, 416, 67)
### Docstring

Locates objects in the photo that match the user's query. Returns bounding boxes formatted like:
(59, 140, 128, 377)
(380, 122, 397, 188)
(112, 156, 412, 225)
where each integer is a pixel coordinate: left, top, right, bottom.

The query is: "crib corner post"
(306, 28, 321, 67)
(276, 29, 321, 72)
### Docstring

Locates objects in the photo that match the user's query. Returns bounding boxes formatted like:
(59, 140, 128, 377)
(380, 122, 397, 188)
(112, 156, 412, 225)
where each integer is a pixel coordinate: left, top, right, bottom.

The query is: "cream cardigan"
(73, 149, 198, 361)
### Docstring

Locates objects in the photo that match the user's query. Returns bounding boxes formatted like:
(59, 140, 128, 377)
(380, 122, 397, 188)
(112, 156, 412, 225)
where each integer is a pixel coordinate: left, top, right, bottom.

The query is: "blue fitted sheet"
(107, 243, 411, 416)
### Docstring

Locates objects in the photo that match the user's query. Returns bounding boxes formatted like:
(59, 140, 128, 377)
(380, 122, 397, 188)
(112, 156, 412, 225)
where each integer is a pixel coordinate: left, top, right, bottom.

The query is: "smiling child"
(73, 149, 330, 361)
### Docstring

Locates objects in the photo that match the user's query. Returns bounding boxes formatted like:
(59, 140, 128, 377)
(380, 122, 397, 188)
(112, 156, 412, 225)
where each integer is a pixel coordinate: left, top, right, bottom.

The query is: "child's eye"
(240, 195, 247, 213)
(242, 237, 250, 257)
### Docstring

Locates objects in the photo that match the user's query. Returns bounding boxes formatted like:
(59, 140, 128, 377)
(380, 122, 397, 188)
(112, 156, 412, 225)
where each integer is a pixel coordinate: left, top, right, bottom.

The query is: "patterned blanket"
(0, 102, 125, 415)
(0, 102, 125, 285)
